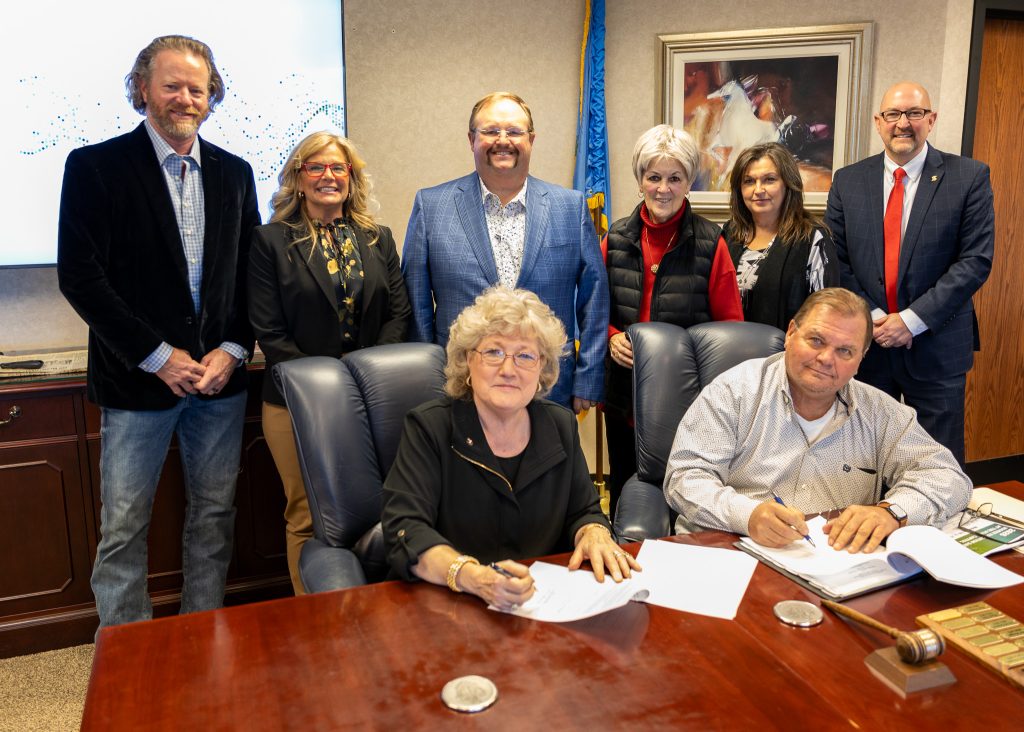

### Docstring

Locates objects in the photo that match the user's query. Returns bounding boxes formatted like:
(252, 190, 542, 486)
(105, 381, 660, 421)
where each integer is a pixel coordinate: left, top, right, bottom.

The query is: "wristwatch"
(877, 501, 908, 527)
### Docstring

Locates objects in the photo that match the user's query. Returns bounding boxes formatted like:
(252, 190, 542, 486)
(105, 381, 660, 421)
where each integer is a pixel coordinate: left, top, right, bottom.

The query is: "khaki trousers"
(262, 402, 313, 595)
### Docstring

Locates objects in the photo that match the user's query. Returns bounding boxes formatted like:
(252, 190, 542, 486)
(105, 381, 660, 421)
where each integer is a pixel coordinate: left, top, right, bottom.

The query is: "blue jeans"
(91, 391, 246, 628)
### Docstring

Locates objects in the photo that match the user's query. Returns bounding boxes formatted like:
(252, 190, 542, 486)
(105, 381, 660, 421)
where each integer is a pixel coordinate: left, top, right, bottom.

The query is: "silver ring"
(613, 551, 626, 558)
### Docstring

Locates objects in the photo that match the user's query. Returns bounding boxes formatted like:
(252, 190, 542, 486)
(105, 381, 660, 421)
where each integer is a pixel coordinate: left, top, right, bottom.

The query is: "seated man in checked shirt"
(663, 287, 971, 554)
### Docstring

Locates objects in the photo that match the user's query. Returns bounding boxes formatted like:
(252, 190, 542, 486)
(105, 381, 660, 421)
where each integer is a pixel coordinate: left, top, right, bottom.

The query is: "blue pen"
(771, 491, 817, 548)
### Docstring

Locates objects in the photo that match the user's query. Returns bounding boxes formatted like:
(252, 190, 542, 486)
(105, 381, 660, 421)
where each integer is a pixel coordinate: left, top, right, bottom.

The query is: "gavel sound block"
(821, 600, 956, 697)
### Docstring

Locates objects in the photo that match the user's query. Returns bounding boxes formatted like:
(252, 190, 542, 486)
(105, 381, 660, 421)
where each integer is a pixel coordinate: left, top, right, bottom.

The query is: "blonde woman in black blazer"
(249, 132, 410, 593)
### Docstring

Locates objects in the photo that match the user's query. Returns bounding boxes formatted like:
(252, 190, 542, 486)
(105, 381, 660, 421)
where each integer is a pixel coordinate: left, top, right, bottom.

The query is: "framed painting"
(659, 23, 873, 218)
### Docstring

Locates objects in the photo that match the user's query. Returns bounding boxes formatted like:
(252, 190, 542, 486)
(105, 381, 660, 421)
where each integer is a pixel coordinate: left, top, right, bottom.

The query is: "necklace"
(641, 226, 678, 275)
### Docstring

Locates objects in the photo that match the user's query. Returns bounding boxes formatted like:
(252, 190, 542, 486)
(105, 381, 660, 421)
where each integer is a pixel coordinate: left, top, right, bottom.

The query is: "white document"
(634, 539, 757, 620)
(740, 515, 1023, 597)
(887, 525, 1024, 589)
(738, 516, 917, 597)
(491, 561, 649, 623)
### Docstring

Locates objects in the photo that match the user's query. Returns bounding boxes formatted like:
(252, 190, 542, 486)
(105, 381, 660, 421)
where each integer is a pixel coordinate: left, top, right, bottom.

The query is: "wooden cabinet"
(0, 370, 289, 657)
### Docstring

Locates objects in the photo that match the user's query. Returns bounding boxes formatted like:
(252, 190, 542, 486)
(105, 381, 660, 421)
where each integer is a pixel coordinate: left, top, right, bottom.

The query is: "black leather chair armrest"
(299, 539, 368, 593)
(613, 476, 672, 543)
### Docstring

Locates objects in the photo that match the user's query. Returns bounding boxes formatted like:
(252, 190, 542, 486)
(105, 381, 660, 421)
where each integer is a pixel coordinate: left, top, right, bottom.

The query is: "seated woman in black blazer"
(382, 287, 640, 610)
(722, 142, 839, 330)
(249, 131, 410, 594)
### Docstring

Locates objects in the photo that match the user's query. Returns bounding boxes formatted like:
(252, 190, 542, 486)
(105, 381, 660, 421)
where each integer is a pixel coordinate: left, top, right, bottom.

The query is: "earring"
(298, 191, 305, 198)
(536, 382, 542, 393)
(466, 374, 472, 387)
(638, 189, 644, 199)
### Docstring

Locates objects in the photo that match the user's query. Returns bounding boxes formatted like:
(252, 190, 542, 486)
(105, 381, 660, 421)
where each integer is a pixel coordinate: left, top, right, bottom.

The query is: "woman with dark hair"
(722, 142, 839, 330)
(249, 132, 410, 594)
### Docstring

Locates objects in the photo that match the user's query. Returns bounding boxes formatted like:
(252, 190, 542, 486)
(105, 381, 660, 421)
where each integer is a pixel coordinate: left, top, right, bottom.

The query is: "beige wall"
(0, 0, 975, 353)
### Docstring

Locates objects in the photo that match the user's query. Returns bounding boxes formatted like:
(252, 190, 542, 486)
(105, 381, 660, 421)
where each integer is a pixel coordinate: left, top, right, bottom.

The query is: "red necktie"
(883, 167, 907, 313)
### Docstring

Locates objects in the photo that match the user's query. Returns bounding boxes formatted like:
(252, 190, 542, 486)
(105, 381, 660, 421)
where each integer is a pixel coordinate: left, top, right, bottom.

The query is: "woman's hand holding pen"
(748, 500, 811, 548)
(460, 560, 535, 611)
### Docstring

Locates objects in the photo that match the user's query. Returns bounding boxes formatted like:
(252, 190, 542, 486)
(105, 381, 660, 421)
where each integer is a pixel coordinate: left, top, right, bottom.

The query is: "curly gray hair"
(445, 287, 566, 400)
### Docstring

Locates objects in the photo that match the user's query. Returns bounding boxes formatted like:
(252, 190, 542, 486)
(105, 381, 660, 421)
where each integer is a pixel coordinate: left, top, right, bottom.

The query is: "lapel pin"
(931, 175, 938, 182)
(466, 437, 474, 446)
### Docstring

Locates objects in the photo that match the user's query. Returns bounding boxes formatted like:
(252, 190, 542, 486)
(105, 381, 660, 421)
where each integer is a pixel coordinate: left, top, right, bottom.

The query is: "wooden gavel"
(821, 600, 945, 665)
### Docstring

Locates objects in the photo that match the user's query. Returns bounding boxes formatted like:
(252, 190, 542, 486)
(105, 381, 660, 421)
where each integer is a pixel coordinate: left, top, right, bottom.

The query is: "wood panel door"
(966, 14, 1024, 461)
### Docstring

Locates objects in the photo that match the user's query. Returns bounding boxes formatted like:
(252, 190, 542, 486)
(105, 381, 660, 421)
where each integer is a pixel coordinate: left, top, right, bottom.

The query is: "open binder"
(737, 516, 1023, 602)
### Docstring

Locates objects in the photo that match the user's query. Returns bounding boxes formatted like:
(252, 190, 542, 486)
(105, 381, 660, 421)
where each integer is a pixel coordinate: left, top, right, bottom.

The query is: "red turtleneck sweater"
(602, 202, 743, 339)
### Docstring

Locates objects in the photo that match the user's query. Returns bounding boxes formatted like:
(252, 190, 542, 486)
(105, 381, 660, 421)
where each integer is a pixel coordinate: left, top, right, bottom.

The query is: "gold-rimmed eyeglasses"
(473, 348, 541, 370)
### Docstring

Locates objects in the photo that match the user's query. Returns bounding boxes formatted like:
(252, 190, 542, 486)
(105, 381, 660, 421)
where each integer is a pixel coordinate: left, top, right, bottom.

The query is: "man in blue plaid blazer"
(402, 92, 608, 411)
(826, 81, 994, 465)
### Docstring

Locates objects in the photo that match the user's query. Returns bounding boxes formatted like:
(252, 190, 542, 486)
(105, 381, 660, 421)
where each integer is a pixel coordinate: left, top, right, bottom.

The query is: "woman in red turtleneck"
(602, 124, 742, 515)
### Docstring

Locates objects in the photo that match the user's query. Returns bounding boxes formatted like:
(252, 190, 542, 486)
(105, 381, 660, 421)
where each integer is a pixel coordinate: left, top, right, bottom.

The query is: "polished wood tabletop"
(81, 482, 1024, 730)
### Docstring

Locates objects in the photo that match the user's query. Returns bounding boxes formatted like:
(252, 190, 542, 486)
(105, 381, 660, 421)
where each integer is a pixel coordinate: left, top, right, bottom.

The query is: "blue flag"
(573, 0, 610, 237)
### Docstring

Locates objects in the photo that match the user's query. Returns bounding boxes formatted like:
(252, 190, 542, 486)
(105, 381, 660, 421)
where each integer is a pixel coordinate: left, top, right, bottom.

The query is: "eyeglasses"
(878, 108, 931, 123)
(472, 127, 530, 141)
(473, 348, 541, 370)
(958, 502, 1024, 538)
(300, 162, 352, 178)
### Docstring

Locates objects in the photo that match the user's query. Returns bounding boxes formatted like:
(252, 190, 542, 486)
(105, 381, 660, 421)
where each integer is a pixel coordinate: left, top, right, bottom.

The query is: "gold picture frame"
(659, 23, 874, 219)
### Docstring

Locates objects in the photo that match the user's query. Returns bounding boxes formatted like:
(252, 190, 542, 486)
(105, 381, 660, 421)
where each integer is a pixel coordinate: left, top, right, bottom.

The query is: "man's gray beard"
(154, 109, 208, 141)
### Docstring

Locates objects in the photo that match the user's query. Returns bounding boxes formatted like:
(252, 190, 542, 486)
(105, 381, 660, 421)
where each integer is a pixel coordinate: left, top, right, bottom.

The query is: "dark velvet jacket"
(382, 397, 609, 579)
(723, 223, 839, 331)
(604, 202, 720, 413)
(248, 220, 411, 405)
(57, 123, 260, 410)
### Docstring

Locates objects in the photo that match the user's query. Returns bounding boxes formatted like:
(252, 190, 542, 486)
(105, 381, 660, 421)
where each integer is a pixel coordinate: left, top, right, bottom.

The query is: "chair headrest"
(630, 320, 785, 483)
(274, 343, 447, 547)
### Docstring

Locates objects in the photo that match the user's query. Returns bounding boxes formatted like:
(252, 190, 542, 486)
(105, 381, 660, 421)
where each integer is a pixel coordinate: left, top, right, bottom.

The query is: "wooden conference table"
(81, 483, 1024, 730)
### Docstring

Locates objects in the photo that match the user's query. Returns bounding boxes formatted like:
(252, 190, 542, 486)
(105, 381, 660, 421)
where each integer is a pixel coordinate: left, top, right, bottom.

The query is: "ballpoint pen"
(770, 491, 817, 548)
(489, 562, 517, 578)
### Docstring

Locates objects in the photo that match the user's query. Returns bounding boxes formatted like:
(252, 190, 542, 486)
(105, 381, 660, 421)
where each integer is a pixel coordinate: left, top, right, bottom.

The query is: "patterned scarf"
(315, 219, 365, 347)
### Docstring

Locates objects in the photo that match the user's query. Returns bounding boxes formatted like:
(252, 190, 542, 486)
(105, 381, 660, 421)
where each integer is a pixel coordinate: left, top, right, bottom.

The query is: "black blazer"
(57, 123, 260, 410)
(382, 397, 609, 579)
(248, 220, 411, 405)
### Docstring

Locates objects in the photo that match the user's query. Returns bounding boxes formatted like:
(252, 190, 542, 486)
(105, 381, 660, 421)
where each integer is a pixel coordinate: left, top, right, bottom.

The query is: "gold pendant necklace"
(642, 227, 676, 276)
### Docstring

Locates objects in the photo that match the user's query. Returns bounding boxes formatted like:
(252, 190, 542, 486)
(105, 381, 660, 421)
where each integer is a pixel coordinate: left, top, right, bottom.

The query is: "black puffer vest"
(604, 203, 721, 413)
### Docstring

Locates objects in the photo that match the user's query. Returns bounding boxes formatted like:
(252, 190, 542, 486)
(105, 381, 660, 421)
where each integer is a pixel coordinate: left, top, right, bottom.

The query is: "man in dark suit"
(402, 92, 608, 412)
(57, 35, 260, 627)
(826, 81, 994, 466)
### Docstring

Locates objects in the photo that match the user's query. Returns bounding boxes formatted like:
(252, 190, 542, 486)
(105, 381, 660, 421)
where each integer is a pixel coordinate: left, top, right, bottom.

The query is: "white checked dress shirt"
(663, 353, 971, 536)
(138, 120, 246, 372)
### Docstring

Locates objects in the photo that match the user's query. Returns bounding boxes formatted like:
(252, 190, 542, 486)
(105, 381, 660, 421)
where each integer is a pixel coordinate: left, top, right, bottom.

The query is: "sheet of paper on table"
(634, 539, 757, 620)
(493, 541, 759, 623)
(491, 561, 649, 622)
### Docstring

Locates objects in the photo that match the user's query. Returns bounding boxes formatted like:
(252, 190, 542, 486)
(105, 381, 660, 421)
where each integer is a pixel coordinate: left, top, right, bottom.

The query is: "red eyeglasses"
(300, 162, 352, 178)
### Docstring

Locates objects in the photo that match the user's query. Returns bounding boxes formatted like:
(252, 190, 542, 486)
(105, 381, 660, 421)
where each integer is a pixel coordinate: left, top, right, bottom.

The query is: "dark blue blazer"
(401, 173, 609, 405)
(58, 123, 260, 409)
(825, 144, 994, 378)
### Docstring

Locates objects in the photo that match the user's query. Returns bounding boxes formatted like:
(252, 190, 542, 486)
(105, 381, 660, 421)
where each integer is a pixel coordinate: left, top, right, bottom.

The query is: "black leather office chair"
(274, 344, 447, 592)
(612, 321, 785, 543)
